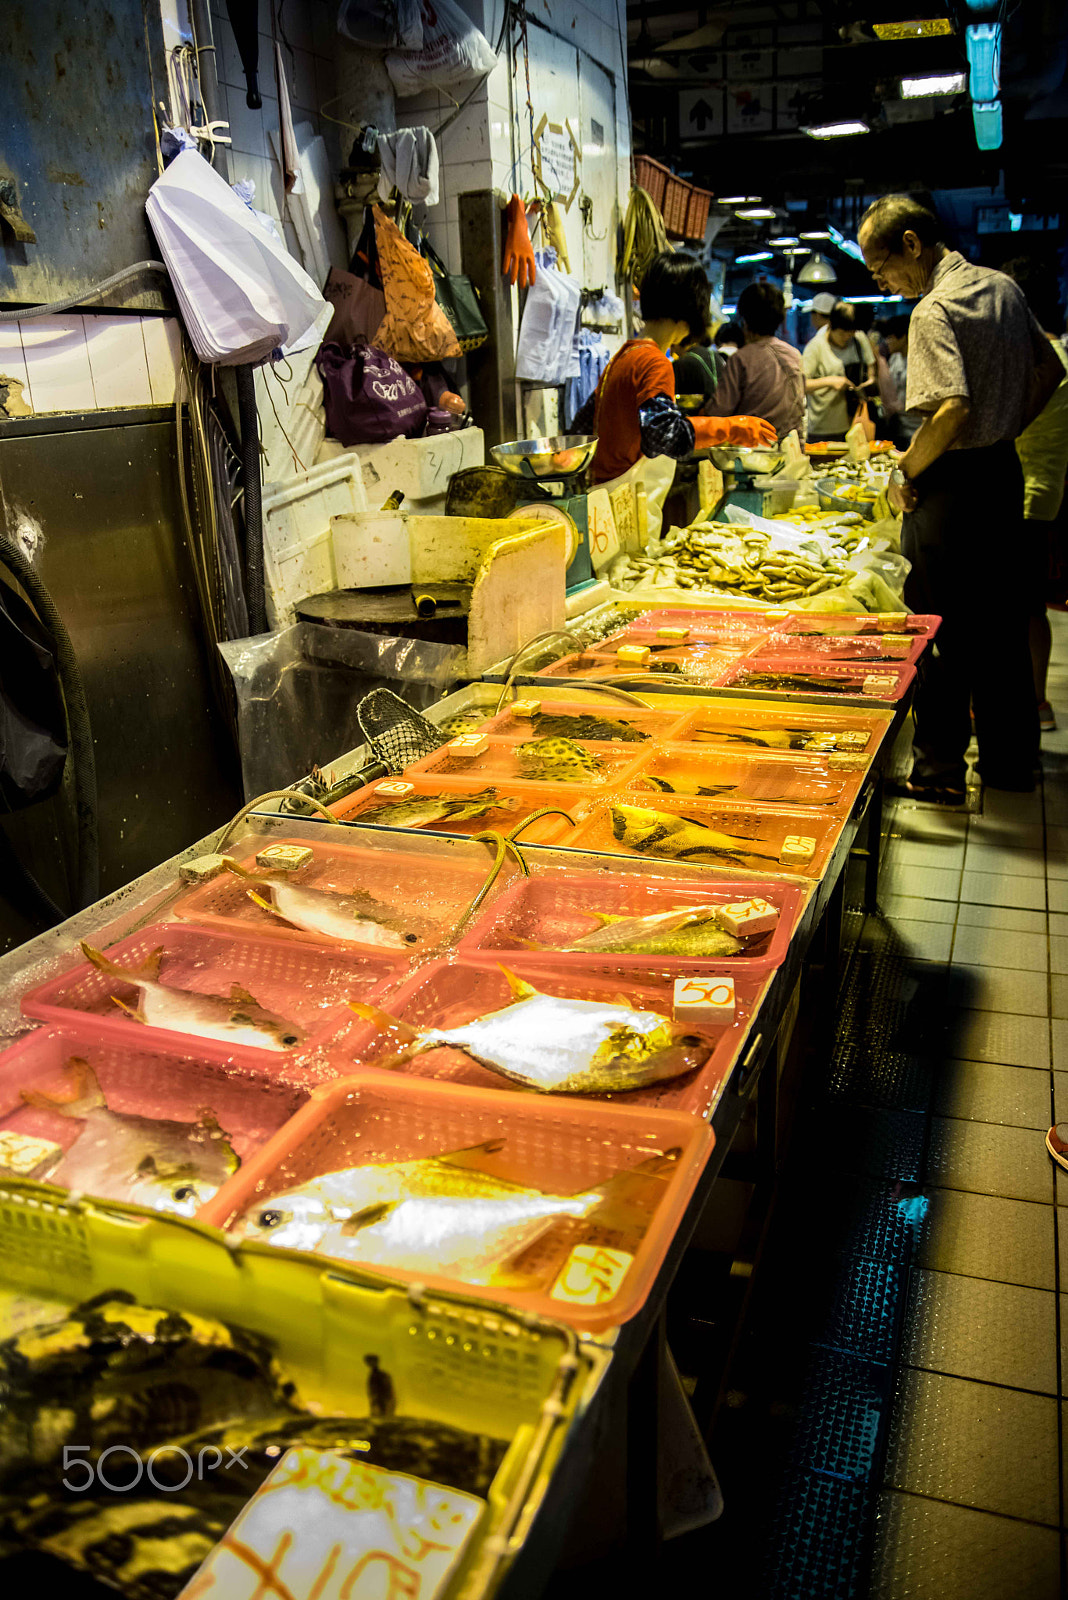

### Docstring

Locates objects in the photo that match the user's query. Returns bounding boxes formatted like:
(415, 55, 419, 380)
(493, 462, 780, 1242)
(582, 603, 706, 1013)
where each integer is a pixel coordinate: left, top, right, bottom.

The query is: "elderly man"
(858, 194, 1065, 800)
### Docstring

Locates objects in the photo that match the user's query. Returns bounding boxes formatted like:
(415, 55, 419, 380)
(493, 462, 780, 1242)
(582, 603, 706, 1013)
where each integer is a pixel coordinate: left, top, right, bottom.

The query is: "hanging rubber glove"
(502, 194, 536, 287)
(691, 415, 777, 450)
(544, 199, 570, 273)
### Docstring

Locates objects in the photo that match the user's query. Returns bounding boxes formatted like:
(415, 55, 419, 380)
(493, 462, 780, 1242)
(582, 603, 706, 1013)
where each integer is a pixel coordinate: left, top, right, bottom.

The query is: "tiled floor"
(869, 614, 1068, 1598)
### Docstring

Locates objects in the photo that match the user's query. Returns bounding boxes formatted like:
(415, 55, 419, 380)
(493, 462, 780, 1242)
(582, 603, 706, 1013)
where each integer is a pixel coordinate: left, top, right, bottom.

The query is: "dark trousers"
(902, 441, 1038, 788)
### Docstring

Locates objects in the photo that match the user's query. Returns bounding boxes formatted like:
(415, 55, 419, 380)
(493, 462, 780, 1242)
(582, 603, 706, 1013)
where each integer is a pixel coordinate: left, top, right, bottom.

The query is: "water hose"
(235, 362, 267, 634)
(214, 788, 337, 853)
(0, 262, 168, 321)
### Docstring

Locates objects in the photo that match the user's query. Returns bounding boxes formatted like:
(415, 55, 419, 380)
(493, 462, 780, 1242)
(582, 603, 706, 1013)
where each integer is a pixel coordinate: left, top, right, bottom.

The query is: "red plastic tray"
(327, 776, 581, 844)
(625, 745, 868, 813)
(456, 870, 803, 977)
(324, 956, 761, 1118)
(714, 656, 917, 703)
(174, 836, 491, 956)
(772, 611, 941, 640)
(669, 700, 892, 756)
(564, 794, 844, 879)
(0, 1024, 306, 1213)
(198, 1071, 713, 1333)
(19, 923, 407, 1065)
(600, 620, 772, 650)
(745, 633, 926, 665)
(405, 736, 648, 794)
(537, 647, 742, 685)
(478, 699, 689, 745)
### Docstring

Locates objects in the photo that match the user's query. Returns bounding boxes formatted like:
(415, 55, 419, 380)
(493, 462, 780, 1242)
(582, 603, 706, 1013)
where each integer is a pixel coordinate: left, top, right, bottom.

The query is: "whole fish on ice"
(19, 1059, 238, 1215)
(610, 804, 781, 869)
(79, 942, 305, 1051)
(350, 967, 708, 1093)
(222, 860, 419, 948)
(357, 787, 520, 829)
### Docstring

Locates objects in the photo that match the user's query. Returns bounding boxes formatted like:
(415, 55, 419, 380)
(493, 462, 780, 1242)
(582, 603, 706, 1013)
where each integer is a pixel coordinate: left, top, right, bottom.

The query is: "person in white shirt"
(802, 302, 877, 441)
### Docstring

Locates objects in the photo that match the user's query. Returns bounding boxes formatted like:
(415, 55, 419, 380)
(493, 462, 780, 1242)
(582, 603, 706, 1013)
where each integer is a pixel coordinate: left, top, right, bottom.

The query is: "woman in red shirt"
(576, 253, 775, 485)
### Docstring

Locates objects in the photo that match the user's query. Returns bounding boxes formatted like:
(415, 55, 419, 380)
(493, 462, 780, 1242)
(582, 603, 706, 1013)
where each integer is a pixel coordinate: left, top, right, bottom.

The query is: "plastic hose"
(0, 262, 169, 321)
(235, 363, 267, 634)
(0, 537, 100, 910)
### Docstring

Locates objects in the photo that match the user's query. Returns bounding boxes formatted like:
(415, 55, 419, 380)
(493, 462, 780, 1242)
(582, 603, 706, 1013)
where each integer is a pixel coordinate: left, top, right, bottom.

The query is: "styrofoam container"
(626, 745, 868, 813)
(19, 923, 408, 1066)
(328, 777, 586, 844)
(330, 510, 413, 589)
(0, 1024, 307, 1212)
(198, 1071, 713, 1333)
(332, 427, 485, 504)
(262, 457, 367, 628)
(456, 871, 803, 976)
(323, 957, 762, 1118)
(406, 735, 649, 794)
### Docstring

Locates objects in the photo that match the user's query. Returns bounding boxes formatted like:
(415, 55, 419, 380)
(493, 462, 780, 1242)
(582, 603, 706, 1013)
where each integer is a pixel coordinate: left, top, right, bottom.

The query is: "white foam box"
(317, 428, 485, 503)
(261, 458, 368, 628)
(673, 975, 735, 1025)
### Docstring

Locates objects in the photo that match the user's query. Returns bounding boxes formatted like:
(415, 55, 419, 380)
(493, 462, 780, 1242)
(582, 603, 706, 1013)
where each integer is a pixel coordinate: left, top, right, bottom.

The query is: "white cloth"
(377, 127, 440, 208)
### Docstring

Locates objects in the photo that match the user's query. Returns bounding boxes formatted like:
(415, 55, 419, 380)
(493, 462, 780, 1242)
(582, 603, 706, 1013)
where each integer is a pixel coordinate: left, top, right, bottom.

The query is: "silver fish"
(357, 788, 521, 830)
(79, 943, 305, 1052)
(350, 967, 709, 1093)
(20, 1059, 239, 1216)
(222, 861, 418, 949)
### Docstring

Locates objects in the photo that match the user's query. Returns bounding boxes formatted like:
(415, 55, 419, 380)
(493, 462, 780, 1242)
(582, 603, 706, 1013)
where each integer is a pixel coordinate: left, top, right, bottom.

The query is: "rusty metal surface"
(0, 0, 171, 310)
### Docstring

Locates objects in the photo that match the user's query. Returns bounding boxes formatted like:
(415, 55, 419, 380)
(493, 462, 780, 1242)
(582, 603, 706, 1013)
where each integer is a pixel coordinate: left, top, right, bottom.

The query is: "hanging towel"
(274, 43, 299, 195)
(377, 127, 440, 208)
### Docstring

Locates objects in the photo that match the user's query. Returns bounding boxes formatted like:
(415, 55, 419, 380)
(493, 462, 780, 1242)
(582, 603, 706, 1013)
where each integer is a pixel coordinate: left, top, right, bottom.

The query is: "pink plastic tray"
(745, 633, 926, 665)
(174, 836, 491, 956)
(773, 611, 941, 640)
(670, 701, 892, 756)
(328, 777, 579, 844)
(19, 923, 408, 1065)
(405, 736, 648, 794)
(478, 699, 689, 745)
(600, 620, 773, 650)
(626, 745, 867, 814)
(322, 956, 761, 1118)
(564, 794, 844, 879)
(715, 656, 917, 704)
(198, 1072, 713, 1333)
(637, 608, 775, 631)
(456, 870, 803, 977)
(0, 1024, 307, 1213)
(536, 647, 743, 686)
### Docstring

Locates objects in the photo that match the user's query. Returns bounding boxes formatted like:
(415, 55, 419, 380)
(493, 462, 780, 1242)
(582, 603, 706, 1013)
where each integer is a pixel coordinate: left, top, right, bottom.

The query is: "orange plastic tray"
(773, 611, 941, 640)
(746, 633, 926, 665)
(564, 795, 844, 879)
(328, 777, 580, 844)
(601, 621, 772, 650)
(405, 735, 648, 794)
(670, 700, 893, 756)
(536, 646, 742, 685)
(625, 745, 867, 814)
(197, 1071, 714, 1333)
(479, 699, 689, 744)
(173, 836, 493, 956)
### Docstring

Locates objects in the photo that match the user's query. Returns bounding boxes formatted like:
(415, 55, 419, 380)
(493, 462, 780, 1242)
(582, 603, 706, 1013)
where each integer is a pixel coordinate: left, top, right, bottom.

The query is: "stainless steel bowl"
(490, 435, 598, 479)
(709, 446, 786, 474)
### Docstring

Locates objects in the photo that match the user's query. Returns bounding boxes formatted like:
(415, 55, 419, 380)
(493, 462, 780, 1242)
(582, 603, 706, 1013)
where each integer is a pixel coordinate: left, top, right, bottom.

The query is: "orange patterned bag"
(371, 205, 462, 362)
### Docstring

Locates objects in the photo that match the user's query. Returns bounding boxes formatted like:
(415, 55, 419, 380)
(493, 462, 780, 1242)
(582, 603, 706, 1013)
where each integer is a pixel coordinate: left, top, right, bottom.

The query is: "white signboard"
(727, 84, 774, 134)
(680, 89, 724, 140)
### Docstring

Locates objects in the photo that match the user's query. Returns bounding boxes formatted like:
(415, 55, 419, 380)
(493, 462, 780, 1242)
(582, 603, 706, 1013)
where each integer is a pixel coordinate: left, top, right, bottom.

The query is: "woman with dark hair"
(701, 281, 805, 439)
(577, 252, 775, 485)
(803, 301, 877, 442)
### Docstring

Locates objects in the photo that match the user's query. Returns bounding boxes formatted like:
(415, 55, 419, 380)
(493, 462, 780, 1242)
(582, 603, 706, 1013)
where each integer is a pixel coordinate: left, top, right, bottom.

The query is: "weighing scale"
(490, 434, 598, 591)
(709, 446, 788, 518)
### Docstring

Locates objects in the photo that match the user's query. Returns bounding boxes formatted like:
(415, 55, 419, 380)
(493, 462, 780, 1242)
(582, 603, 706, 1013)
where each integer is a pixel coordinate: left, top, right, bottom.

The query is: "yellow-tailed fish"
(690, 724, 834, 751)
(222, 860, 419, 949)
(357, 787, 520, 829)
(637, 770, 844, 808)
(514, 737, 602, 783)
(556, 906, 744, 958)
(349, 967, 709, 1093)
(79, 942, 304, 1051)
(610, 804, 780, 868)
(20, 1059, 238, 1215)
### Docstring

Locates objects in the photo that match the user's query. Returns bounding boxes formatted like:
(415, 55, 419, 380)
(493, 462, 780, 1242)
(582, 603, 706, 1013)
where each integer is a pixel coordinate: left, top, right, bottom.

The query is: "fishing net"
(356, 687, 450, 775)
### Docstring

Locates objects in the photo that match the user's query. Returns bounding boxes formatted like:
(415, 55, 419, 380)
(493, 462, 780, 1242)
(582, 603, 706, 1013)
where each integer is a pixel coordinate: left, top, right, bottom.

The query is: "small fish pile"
(610, 804, 780, 869)
(357, 787, 520, 829)
(79, 943, 304, 1051)
(15, 1059, 238, 1215)
(350, 967, 708, 1093)
(606, 521, 857, 602)
(514, 736, 602, 783)
(222, 860, 420, 948)
(529, 711, 651, 743)
(549, 906, 744, 959)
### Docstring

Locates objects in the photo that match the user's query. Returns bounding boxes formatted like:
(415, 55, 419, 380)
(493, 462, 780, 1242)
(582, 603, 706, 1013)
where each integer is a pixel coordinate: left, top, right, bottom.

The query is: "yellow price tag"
(551, 1245, 633, 1307)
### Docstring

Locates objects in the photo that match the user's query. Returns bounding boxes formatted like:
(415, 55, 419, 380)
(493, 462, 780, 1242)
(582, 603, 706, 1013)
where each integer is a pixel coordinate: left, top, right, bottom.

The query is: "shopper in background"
(578, 253, 775, 485)
(1002, 257, 1068, 734)
(674, 325, 726, 408)
(701, 281, 805, 441)
(859, 193, 1065, 799)
(802, 302, 876, 443)
(714, 320, 743, 357)
(808, 291, 837, 336)
(874, 314, 921, 449)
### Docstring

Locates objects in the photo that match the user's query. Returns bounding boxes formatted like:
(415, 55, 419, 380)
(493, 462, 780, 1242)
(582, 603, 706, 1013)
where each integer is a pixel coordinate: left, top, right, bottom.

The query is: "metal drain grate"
(766, 1474, 873, 1600)
(817, 1256, 902, 1366)
(789, 1349, 891, 1483)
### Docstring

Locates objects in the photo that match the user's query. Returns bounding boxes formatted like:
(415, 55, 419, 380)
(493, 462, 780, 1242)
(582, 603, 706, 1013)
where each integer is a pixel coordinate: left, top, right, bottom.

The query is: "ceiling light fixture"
(796, 253, 837, 285)
(719, 195, 762, 205)
(872, 19, 955, 39)
(900, 70, 967, 97)
(768, 236, 800, 246)
(799, 230, 833, 240)
(735, 252, 773, 264)
(802, 120, 870, 139)
(735, 207, 778, 220)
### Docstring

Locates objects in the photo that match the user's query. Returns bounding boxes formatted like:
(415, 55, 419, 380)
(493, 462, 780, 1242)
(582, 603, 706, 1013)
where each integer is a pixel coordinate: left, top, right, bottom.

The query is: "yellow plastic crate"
(0, 1178, 610, 1600)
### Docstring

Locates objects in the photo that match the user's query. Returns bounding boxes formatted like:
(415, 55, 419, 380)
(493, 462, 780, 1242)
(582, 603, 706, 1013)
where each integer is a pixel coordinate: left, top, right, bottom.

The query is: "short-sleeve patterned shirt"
(906, 250, 1050, 450)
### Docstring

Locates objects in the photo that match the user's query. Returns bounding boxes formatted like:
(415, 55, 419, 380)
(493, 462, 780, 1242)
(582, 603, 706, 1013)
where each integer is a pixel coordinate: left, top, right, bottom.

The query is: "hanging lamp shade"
(796, 252, 837, 285)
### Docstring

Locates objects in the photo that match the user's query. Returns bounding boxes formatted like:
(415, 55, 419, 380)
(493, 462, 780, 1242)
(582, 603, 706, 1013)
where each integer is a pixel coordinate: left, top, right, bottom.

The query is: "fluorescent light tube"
(802, 120, 870, 138)
(735, 207, 778, 220)
(900, 71, 966, 96)
(735, 252, 773, 263)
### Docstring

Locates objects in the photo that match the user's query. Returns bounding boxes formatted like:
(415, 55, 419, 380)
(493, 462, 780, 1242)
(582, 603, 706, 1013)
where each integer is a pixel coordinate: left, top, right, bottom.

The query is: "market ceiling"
(627, 0, 1068, 240)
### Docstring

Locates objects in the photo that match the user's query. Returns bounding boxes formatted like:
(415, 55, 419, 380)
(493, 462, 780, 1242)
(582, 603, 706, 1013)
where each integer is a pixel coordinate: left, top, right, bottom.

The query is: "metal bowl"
(709, 447, 786, 474)
(491, 436, 598, 480)
(816, 476, 880, 521)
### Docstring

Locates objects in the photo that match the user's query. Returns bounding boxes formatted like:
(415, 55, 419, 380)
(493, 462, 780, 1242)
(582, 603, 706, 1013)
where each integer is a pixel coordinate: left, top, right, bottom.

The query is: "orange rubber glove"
(502, 194, 536, 288)
(691, 415, 777, 449)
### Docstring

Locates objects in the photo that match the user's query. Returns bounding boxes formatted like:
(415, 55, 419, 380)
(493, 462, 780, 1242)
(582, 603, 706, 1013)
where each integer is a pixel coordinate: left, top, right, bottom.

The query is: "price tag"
(718, 898, 779, 937)
(882, 634, 912, 648)
(780, 834, 816, 865)
(805, 733, 837, 751)
(551, 1245, 633, 1307)
(835, 730, 869, 749)
(511, 699, 540, 717)
(617, 644, 651, 665)
(673, 975, 735, 1023)
(447, 735, 489, 757)
(862, 674, 898, 696)
(376, 781, 414, 797)
(0, 1131, 63, 1179)
(179, 853, 232, 884)
(656, 627, 689, 641)
(256, 844, 313, 871)
(827, 753, 868, 771)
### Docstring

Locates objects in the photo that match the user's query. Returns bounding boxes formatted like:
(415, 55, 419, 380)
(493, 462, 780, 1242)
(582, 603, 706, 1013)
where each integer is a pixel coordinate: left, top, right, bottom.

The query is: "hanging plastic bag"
(337, 0, 424, 49)
(371, 206, 461, 363)
(146, 150, 326, 365)
(515, 252, 581, 383)
(315, 339, 428, 446)
(385, 0, 497, 98)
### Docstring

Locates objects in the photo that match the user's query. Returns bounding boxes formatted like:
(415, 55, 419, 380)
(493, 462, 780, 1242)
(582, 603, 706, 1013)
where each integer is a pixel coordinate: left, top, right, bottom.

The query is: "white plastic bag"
(146, 150, 327, 366)
(515, 253, 581, 383)
(337, 0, 424, 49)
(386, 0, 497, 98)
